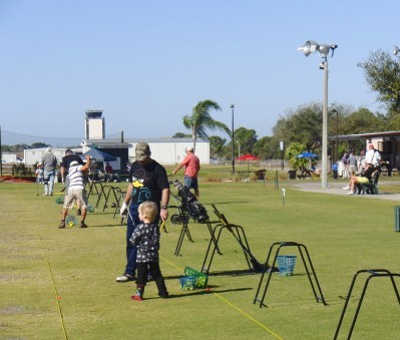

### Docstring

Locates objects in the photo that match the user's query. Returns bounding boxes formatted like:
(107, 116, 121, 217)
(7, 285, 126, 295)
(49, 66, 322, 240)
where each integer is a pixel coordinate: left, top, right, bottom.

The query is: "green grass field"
(1, 177, 400, 339)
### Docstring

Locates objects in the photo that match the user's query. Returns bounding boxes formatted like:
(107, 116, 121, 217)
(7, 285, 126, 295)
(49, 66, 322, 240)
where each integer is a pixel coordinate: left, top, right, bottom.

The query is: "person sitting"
(345, 167, 380, 195)
(347, 172, 370, 195)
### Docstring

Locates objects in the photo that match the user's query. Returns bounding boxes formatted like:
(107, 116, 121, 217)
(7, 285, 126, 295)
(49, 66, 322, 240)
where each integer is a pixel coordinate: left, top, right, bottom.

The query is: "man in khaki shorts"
(59, 155, 91, 229)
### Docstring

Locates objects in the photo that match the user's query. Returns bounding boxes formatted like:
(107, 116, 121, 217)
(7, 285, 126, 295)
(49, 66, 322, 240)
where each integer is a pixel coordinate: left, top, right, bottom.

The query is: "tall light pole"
(298, 40, 338, 189)
(230, 104, 235, 174)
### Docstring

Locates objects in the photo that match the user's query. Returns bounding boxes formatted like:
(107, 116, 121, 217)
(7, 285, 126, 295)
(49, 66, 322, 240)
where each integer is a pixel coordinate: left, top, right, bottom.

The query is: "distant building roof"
(329, 130, 400, 141)
(82, 137, 207, 146)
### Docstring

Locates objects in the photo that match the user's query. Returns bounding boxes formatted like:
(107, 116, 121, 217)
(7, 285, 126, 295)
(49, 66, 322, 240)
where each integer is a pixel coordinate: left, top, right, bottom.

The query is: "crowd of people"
(339, 143, 382, 195)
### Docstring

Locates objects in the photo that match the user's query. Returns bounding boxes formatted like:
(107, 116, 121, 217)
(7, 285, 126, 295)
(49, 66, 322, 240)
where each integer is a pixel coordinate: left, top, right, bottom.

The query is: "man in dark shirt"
(117, 142, 170, 282)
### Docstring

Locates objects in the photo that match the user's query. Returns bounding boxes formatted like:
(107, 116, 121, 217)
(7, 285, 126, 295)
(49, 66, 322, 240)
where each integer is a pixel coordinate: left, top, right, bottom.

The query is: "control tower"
(85, 110, 105, 140)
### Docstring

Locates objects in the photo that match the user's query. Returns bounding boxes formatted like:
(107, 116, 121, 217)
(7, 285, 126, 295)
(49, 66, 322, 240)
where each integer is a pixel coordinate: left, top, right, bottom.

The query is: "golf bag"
(172, 179, 209, 223)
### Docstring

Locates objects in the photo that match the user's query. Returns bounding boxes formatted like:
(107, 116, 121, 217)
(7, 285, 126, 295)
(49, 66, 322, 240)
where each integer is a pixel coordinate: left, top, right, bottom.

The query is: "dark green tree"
(209, 136, 226, 159)
(31, 142, 49, 148)
(358, 50, 400, 115)
(341, 107, 385, 135)
(172, 132, 192, 138)
(234, 127, 258, 155)
(253, 136, 277, 159)
(273, 103, 323, 151)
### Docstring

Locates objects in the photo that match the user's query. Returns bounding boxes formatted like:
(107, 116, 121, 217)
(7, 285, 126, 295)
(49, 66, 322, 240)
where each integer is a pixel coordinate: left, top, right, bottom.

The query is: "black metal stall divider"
(111, 187, 126, 220)
(169, 201, 194, 256)
(94, 183, 109, 209)
(253, 241, 327, 307)
(169, 190, 221, 257)
(200, 204, 267, 274)
(333, 269, 400, 340)
(102, 185, 121, 212)
(86, 181, 102, 201)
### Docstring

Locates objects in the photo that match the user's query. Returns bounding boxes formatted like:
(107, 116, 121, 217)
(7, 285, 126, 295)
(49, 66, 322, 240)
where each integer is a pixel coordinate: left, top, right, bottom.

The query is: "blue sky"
(1, 1, 399, 143)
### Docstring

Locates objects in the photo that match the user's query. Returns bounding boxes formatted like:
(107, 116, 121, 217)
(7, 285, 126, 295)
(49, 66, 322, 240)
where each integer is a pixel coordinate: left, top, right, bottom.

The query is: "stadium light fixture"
(298, 40, 338, 189)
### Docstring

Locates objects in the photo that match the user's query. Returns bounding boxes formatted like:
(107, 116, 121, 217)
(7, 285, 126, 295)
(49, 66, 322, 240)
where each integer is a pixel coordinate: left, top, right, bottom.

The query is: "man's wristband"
(161, 205, 168, 210)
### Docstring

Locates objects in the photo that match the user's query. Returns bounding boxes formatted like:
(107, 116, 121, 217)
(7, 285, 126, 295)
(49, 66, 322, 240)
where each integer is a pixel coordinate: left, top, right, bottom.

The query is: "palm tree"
(183, 100, 230, 151)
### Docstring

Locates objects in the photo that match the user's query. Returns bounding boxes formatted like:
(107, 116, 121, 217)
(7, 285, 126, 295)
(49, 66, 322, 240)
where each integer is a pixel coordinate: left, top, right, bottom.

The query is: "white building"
(81, 138, 209, 166)
(23, 147, 81, 166)
(2, 152, 21, 163)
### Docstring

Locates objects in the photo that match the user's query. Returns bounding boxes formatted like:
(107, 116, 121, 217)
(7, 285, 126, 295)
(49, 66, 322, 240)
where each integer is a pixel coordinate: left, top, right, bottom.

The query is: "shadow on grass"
(144, 287, 252, 300)
(88, 223, 123, 228)
(89, 211, 116, 216)
(164, 269, 260, 281)
(207, 269, 259, 277)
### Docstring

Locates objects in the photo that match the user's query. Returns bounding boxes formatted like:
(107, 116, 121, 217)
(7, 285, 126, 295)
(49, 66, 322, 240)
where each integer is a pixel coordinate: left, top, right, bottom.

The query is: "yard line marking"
(160, 255, 284, 340)
(214, 293, 284, 340)
(46, 259, 69, 340)
(38, 235, 69, 340)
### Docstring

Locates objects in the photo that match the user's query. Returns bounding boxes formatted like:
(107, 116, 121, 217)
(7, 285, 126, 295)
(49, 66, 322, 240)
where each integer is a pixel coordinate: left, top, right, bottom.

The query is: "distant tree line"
(1, 142, 49, 153)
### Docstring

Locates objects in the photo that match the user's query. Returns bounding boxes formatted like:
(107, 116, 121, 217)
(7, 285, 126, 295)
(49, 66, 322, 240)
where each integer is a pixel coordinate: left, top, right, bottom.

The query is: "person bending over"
(129, 201, 168, 301)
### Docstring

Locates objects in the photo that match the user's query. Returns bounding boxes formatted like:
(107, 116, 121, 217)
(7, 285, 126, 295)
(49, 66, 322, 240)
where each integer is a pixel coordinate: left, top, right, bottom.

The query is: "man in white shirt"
(364, 144, 381, 178)
(59, 155, 91, 229)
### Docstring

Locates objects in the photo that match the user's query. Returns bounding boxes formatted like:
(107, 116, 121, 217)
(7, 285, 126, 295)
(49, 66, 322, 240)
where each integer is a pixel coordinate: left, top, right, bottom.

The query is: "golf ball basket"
(276, 255, 297, 276)
(179, 276, 197, 290)
(179, 267, 208, 290)
(333, 269, 400, 340)
(253, 241, 327, 308)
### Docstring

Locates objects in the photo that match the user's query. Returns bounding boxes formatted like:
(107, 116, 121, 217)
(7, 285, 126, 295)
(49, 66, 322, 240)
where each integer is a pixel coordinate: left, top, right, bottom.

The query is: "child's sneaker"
(131, 295, 143, 302)
(58, 220, 65, 229)
(80, 221, 88, 228)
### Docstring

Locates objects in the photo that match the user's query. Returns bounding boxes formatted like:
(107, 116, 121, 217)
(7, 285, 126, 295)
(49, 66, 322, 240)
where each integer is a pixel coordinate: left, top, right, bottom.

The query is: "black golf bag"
(172, 180, 209, 223)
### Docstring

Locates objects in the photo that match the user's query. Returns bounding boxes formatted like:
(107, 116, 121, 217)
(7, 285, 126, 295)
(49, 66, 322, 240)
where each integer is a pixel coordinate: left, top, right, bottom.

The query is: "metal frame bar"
(200, 223, 253, 274)
(95, 182, 108, 208)
(102, 185, 120, 212)
(173, 205, 193, 256)
(86, 181, 101, 200)
(333, 269, 400, 340)
(253, 241, 327, 308)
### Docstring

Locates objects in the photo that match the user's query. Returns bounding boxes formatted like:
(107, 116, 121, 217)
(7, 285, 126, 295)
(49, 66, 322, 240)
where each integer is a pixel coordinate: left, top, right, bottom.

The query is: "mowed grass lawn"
(1, 179, 400, 340)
